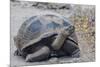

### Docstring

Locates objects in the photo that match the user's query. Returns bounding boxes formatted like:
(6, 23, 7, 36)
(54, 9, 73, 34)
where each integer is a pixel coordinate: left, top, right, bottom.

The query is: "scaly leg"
(25, 46, 50, 62)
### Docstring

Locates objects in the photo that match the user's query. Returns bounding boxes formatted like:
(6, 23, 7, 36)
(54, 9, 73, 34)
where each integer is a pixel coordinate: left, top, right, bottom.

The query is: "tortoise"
(14, 13, 80, 62)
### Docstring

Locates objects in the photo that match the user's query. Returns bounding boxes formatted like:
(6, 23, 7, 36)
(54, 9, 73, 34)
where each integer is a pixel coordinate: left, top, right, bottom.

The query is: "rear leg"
(14, 49, 22, 56)
(14, 49, 27, 58)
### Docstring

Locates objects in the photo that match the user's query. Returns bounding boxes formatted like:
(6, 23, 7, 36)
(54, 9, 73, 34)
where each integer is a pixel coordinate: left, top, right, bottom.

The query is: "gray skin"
(14, 14, 80, 62)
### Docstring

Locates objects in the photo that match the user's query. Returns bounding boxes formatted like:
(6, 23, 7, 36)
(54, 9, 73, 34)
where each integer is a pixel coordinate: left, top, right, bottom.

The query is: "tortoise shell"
(14, 13, 73, 51)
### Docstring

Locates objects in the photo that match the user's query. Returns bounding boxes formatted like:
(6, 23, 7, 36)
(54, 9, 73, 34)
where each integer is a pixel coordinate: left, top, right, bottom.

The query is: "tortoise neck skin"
(51, 25, 75, 50)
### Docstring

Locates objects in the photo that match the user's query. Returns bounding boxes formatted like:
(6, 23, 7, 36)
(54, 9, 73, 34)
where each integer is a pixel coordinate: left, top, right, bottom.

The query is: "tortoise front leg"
(62, 38, 80, 57)
(25, 46, 50, 62)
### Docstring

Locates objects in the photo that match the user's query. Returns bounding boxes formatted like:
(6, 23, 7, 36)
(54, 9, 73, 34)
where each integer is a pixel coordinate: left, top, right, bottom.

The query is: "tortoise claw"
(72, 49, 80, 58)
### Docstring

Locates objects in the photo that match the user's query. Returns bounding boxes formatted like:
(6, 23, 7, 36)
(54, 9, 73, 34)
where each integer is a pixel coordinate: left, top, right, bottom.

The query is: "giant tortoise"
(14, 13, 80, 62)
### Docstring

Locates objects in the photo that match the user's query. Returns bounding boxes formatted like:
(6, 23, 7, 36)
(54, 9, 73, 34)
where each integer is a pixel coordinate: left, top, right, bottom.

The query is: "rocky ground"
(10, 1, 95, 67)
